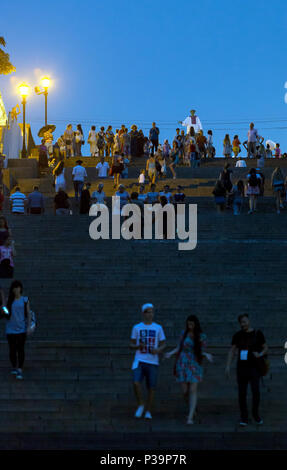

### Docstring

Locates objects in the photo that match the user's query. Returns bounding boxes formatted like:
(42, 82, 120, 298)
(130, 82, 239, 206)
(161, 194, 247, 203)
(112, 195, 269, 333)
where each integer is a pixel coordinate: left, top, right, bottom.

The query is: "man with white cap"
(130, 303, 166, 419)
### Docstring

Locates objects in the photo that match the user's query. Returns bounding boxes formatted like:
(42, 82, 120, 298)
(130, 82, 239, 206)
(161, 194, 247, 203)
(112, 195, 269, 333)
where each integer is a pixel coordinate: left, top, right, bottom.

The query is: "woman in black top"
(212, 180, 226, 212)
(220, 163, 233, 208)
(246, 168, 261, 214)
(0, 216, 11, 246)
(79, 183, 91, 214)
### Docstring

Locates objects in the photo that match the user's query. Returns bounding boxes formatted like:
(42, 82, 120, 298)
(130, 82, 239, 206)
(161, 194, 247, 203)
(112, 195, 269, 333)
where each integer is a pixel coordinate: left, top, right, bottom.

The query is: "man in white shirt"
(235, 158, 247, 168)
(96, 157, 110, 178)
(243, 123, 264, 158)
(72, 160, 88, 200)
(130, 303, 166, 420)
(179, 109, 203, 135)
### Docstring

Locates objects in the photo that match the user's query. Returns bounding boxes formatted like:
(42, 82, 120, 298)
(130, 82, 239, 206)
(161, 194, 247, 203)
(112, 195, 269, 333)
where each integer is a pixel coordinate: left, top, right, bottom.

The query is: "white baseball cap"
(141, 303, 154, 313)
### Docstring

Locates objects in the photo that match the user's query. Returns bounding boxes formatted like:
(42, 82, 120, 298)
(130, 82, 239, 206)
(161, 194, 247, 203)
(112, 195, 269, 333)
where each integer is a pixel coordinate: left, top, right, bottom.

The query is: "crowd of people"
(0, 116, 279, 421)
(130, 303, 268, 426)
(25, 116, 286, 217)
(38, 116, 286, 166)
(4, 158, 287, 219)
(213, 163, 287, 214)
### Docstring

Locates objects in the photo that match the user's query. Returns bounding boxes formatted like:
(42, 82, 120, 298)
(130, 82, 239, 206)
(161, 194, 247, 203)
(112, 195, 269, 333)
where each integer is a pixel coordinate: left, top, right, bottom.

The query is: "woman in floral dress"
(165, 315, 213, 424)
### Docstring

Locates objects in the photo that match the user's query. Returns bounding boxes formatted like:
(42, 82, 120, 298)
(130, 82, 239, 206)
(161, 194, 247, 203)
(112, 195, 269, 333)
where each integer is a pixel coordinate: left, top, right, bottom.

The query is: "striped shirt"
(10, 191, 27, 213)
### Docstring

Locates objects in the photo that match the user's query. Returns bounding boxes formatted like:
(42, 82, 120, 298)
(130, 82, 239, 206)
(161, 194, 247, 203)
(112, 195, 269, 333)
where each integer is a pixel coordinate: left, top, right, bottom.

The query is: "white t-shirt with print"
(96, 162, 109, 177)
(131, 322, 166, 369)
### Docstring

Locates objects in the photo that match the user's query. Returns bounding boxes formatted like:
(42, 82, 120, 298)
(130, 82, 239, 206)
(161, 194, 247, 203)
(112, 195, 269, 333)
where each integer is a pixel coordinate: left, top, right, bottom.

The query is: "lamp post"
(18, 83, 30, 159)
(35, 77, 51, 126)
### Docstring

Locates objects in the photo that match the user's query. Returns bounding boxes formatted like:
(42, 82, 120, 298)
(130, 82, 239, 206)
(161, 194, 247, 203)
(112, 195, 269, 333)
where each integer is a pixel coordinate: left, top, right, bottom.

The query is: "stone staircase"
(9, 156, 287, 198)
(0, 211, 286, 448)
(1, 157, 287, 449)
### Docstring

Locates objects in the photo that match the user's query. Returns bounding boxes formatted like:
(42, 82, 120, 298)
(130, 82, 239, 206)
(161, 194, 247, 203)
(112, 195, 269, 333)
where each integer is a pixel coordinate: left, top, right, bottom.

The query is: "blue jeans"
(73, 181, 84, 200)
(56, 208, 70, 215)
(233, 201, 242, 215)
(133, 362, 158, 389)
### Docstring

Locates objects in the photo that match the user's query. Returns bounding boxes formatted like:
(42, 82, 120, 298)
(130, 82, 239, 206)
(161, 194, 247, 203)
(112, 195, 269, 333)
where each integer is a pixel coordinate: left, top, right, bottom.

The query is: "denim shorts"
(133, 362, 158, 389)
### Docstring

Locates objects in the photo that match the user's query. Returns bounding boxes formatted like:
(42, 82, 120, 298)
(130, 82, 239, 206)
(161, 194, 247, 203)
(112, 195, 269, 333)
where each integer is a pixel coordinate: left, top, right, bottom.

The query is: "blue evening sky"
(1, 0, 287, 155)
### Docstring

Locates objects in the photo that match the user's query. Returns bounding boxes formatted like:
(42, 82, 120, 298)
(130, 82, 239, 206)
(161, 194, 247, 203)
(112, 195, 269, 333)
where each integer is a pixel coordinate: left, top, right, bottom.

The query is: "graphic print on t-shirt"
(140, 329, 156, 354)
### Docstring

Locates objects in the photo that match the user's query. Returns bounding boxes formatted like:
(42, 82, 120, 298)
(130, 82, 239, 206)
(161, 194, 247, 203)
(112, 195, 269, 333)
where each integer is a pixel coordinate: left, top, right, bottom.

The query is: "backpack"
(220, 170, 232, 191)
(248, 174, 259, 187)
(24, 298, 37, 334)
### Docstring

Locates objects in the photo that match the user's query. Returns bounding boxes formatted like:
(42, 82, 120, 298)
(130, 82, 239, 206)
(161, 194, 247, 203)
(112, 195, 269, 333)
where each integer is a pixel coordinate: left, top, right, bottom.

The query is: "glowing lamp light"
(18, 83, 30, 98)
(41, 77, 51, 89)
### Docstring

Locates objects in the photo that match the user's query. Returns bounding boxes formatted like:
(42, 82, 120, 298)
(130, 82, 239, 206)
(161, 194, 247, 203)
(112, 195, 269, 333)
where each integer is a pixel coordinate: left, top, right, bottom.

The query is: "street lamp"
(35, 77, 51, 126)
(18, 83, 30, 159)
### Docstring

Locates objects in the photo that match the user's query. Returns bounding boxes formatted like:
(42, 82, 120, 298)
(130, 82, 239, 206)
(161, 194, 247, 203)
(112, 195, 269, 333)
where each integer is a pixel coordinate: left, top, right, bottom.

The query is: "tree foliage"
(0, 36, 16, 75)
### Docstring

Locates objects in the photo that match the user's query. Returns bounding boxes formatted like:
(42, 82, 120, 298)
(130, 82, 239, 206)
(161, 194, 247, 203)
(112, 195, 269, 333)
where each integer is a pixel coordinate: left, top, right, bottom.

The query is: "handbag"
(256, 356, 270, 376)
(65, 139, 71, 145)
(81, 140, 85, 145)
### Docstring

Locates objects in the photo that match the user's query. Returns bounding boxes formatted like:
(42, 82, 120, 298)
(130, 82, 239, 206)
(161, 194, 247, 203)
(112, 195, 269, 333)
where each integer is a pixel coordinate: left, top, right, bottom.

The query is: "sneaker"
(144, 411, 152, 419)
(248, 210, 253, 214)
(239, 420, 248, 427)
(134, 405, 144, 419)
(16, 370, 23, 380)
(10, 369, 18, 375)
(253, 416, 263, 425)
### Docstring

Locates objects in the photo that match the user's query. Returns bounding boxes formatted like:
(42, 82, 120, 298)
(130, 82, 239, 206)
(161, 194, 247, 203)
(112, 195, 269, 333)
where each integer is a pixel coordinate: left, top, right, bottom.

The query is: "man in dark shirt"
(149, 122, 160, 155)
(79, 183, 91, 214)
(27, 186, 45, 214)
(174, 185, 186, 203)
(54, 189, 71, 215)
(226, 314, 268, 426)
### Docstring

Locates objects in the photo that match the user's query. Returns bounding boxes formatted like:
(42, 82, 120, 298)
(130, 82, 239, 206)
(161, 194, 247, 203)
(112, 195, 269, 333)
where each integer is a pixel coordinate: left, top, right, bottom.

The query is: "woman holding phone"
(5, 280, 32, 380)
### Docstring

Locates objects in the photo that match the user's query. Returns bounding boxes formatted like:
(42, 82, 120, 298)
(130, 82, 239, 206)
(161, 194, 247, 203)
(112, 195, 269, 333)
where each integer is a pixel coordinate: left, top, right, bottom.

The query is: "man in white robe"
(179, 109, 203, 134)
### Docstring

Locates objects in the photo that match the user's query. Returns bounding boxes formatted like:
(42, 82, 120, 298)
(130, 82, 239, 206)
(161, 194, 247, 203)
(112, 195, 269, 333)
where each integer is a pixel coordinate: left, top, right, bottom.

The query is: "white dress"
(55, 169, 66, 192)
(88, 130, 97, 155)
